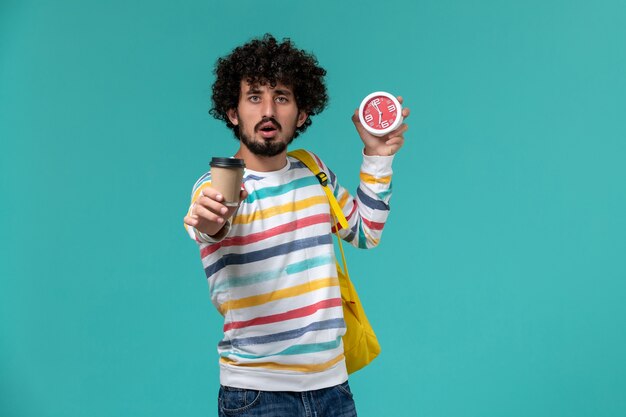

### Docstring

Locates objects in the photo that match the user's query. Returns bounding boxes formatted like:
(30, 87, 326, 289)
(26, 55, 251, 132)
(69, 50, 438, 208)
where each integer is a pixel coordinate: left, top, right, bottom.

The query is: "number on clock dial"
(362, 95, 398, 131)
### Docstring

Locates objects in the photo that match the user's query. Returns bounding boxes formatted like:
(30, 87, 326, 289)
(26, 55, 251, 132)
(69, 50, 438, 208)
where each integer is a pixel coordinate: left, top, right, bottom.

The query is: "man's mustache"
(255, 117, 282, 131)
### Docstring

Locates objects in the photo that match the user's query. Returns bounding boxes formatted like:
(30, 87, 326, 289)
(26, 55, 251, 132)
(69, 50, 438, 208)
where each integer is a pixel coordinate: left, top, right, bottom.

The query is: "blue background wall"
(2, 1, 625, 416)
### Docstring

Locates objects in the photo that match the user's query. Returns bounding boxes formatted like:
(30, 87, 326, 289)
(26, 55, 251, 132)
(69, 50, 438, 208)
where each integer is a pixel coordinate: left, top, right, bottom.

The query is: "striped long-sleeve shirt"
(186, 150, 394, 391)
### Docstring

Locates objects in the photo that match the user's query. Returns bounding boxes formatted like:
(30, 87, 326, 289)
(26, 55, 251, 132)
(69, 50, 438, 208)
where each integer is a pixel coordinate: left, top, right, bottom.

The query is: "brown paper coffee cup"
(210, 157, 245, 206)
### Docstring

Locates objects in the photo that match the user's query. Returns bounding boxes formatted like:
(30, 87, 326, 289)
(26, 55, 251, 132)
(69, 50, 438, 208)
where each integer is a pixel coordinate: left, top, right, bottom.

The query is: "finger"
(194, 204, 225, 224)
(386, 133, 405, 144)
(353, 111, 369, 133)
(183, 215, 198, 227)
(397, 96, 403, 104)
(239, 189, 249, 200)
(384, 144, 401, 156)
(390, 139, 405, 153)
(385, 137, 405, 148)
(198, 187, 224, 202)
(196, 196, 229, 215)
(387, 123, 409, 139)
(402, 107, 410, 119)
(193, 198, 225, 218)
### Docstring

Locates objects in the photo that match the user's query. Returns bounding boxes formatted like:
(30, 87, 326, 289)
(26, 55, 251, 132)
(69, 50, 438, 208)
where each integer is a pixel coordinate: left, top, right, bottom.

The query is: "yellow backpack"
(288, 149, 381, 374)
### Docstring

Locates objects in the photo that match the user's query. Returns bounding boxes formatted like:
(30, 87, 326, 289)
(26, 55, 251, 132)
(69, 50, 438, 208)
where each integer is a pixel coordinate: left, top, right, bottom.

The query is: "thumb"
(352, 109, 367, 134)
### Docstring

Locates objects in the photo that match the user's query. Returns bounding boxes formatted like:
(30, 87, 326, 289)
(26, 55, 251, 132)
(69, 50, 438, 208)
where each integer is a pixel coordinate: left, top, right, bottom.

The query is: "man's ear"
(296, 111, 308, 128)
(227, 108, 239, 126)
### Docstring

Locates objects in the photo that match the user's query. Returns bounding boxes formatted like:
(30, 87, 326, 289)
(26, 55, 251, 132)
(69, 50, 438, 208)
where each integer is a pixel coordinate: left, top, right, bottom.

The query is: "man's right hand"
(183, 187, 248, 237)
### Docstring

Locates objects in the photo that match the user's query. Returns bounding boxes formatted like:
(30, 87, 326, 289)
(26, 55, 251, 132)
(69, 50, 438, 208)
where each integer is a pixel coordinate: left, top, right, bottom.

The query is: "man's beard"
(238, 117, 296, 157)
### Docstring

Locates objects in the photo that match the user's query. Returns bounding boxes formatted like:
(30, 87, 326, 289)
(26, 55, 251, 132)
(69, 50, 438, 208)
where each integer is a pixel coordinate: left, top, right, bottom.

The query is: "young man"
(184, 34, 409, 417)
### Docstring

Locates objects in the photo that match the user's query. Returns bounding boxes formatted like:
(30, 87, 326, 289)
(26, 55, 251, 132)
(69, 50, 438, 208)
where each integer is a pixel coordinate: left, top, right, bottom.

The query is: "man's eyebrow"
(243, 86, 294, 95)
(274, 89, 293, 96)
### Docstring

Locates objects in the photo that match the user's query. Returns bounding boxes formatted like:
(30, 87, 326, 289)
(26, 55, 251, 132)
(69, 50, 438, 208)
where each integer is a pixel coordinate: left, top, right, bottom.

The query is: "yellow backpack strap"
(288, 149, 355, 303)
(288, 149, 349, 230)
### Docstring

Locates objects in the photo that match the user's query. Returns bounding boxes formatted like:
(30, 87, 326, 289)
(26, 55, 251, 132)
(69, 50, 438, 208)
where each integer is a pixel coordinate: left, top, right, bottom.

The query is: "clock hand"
(371, 102, 383, 124)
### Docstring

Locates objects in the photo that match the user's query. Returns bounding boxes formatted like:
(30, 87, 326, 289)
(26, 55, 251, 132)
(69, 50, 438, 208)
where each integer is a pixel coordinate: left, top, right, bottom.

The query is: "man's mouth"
(256, 120, 280, 139)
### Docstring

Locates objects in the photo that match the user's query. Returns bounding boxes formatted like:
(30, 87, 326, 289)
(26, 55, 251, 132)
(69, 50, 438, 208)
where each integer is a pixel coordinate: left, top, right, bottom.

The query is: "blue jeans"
(218, 381, 358, 417)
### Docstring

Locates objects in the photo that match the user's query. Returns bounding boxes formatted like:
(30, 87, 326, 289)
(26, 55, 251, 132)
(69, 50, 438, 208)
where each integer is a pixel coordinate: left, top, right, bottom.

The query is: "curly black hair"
(210, 34, 328, 139)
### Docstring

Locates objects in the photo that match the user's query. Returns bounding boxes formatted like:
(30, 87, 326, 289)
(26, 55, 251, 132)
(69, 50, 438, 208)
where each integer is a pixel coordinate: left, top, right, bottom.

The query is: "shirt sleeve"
(316, 151, 395, 249)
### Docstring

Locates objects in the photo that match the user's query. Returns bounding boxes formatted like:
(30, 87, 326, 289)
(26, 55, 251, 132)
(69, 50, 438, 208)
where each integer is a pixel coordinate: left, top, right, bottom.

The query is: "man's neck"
(235, 145, 288, 172)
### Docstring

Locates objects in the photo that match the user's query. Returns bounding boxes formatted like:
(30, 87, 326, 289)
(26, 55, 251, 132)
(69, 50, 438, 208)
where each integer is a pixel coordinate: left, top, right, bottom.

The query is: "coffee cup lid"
(210, 157, 246, 168)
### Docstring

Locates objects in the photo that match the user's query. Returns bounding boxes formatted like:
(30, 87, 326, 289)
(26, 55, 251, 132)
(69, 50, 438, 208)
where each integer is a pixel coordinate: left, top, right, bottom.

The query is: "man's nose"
(261, 98, 276, 118)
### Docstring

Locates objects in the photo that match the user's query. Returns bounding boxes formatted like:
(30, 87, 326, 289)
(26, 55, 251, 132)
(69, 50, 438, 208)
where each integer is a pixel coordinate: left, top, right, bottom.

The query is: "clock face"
(360, 93, 401, 135)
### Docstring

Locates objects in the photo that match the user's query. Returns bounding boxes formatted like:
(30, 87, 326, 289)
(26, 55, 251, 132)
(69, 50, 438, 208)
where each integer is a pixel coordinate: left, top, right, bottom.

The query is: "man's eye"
(276, 97, 288, 103)
(249, 96, 260, 102)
